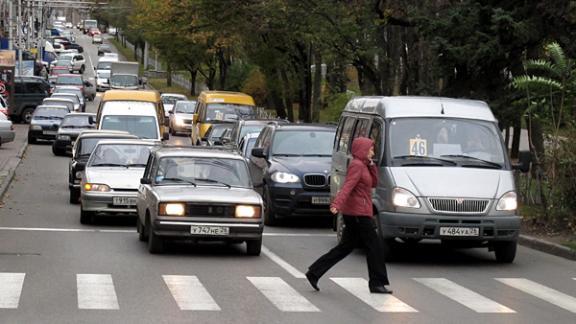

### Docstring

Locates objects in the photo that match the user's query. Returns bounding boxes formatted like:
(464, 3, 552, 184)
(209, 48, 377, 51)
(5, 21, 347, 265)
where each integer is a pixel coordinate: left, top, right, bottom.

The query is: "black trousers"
(308, 215, 389, 286)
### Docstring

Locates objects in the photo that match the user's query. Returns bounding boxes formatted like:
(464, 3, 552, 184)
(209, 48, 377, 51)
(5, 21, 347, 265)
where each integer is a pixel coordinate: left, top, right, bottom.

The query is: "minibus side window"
(337, 117, 356, 153)
(369, 119, 384, 163)
(353, 119, 370, 139)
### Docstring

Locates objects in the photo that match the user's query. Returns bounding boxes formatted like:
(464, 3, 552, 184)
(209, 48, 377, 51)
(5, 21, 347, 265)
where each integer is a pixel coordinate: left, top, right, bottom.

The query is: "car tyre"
(21, 108, 35, 124)
(493, 240, 517, 263)
(69, 189, 80, 204)
(80, 209, 94, 225)
(263, 187, 278, 226)
(27, 135, 36, 144)
(137, 216, 147, 242)
(148, 223, 164, 254)
(246, 238, 262, 256)
(52, 145, 65, 156)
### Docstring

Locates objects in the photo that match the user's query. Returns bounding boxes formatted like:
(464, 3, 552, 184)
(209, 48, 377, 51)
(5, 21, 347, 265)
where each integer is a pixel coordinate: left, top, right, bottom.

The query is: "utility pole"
(8, 0, 13, 50)
(17, 0, 22, 76)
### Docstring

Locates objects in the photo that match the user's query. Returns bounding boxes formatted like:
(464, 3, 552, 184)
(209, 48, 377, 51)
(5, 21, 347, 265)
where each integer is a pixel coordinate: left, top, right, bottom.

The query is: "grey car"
(0, 114, 15, 146)
(80, 139, 158, 224)
(52, 113, 96, 156)
(136, 147, 264, 255)
(168, 100, 196, 135)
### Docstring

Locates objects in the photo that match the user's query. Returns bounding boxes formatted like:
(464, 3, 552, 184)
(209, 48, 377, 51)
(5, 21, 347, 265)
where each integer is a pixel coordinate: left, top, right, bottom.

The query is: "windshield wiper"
(126, 163, 147, 167)
(440, 154, 503, 169)
(160, 177, 197, 186)
(302, 154, 332, 157)
(195, 178, 232, 188)
(393, 155, 456, 166)
(91, 163, 127, 167)
(273, 153, 302, 157)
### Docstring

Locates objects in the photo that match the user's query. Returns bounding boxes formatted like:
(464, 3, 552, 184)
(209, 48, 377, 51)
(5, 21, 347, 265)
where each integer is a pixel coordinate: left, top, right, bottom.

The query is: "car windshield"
(61, 115, 92, 128)
(97, 62, 112, 70)
(52, 95, 79, 104)
(162, 95, 186, 105)
(205, 103, 255, 121)
(271, 130, 335, 156)
(239, 125, 265, 140)
(89, 144, 153, 167)
(155, 157, 251, 188)
(207, 125, 233, 140)
(33, 108, 68, 119)
(57, 76, 82, 85)
(174, 101, 196, 113)
(389, 118, 506, 167)
(110, 75, 138, 87)
(100, 115, 158, 139)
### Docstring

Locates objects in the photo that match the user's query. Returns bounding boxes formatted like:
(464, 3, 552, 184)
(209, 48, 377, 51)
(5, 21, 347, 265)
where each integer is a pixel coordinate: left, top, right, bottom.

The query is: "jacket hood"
(351, 137, 373, 162)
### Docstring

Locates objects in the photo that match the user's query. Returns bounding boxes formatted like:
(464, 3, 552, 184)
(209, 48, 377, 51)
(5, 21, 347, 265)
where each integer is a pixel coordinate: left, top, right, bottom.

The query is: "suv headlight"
(83, 183, 111, 192)
(159, 202, 186, 216)
(271, 172, 300, 183)
(392, 187, 421, 208)
(235, 205, 261, 218)
(496, 191, 517, 211)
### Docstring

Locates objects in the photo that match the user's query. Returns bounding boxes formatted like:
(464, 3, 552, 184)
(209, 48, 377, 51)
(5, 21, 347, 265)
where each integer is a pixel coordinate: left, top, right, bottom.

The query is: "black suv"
(248, 124, 336, 225)
(9, 76, 51, 123)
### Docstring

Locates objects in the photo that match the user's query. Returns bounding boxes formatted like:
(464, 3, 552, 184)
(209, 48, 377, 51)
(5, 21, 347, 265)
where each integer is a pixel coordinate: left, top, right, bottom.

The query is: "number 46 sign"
(409, 136, 427, 156)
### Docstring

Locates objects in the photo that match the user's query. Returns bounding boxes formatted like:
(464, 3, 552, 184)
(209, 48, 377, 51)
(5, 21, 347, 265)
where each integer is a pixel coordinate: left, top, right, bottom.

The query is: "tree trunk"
(280, 69, 293, 122)
(218, 49, 230, 90)
(511, 117, 522, 159)
(189, 69, 197, 96)
(526, 114, 548, 217)
(166, 63, 172, 87)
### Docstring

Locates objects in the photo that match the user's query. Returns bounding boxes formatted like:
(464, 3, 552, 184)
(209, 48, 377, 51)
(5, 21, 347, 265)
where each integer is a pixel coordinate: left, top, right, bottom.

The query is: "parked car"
(223, 119, 289, 147)
(69, 131, 137, 204)
(202, 122, 235, 146)
(169, 100, 196, 135)
(0, 95, 9, 117)
(52, 113, 96, 156)
(53, 86, 85, 111)
(248, 124, 337, 225)
(80, 139, 158, 224)
(160, 93, 187, 119)
(68, 54, 86, 74)
(137, 146, 264, 254)
(27, 105, 69, 144)
(9, 76, 51, 123)
(0, 113, 15, 147)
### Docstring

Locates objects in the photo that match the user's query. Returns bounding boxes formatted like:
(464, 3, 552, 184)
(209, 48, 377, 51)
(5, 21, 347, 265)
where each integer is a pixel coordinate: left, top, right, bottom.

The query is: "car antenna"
(440, 104, 445, 115)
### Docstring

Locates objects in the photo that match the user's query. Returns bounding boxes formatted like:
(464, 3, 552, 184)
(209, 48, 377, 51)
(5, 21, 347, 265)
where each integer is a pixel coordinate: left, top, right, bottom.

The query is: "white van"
(98, 102, 164, 141)
(94, 56, 118, 92)
(332, 96, 526, 263)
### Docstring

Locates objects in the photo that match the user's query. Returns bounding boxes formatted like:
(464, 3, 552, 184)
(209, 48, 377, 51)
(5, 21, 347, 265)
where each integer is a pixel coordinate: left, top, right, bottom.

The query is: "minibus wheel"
(493, 240, 517, 263)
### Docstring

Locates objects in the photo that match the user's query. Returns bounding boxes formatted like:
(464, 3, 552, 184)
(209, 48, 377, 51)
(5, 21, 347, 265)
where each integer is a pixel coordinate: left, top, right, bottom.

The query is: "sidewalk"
(0, 124, 28, 200)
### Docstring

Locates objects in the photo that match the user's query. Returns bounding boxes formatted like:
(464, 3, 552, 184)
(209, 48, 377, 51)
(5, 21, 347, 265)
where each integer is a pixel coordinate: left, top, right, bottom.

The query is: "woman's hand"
(330, 206, 338, 215)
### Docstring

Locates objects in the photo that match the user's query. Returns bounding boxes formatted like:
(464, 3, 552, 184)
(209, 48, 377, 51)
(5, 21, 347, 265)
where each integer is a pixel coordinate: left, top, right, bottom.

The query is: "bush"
(241, 68, 268, 106)
(319, 91, 356, 122)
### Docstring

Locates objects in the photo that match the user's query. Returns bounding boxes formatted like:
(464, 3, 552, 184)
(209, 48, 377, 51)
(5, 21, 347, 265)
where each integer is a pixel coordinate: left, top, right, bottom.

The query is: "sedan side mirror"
(251, 147, 267, 158)
(140, 178, 151, 185)
(163, 132, 169, 141)
(88, 116, 95, 125)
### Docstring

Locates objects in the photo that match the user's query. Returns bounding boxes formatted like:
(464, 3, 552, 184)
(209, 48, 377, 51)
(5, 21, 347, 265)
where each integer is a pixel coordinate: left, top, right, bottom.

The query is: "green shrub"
(320, 91, 356, 122)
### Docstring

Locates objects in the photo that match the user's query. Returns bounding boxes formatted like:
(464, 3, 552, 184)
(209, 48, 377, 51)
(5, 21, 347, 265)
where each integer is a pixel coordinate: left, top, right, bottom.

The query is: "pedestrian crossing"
(1, 272, 575, 314)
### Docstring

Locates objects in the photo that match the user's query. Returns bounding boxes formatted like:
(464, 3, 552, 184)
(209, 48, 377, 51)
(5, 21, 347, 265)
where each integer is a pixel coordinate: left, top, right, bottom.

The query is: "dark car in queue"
(223, 119, 289, 148)
(168, 100, 196, 135)
(238, 132, 260, 161)
(27, 105, 70, 144)
(248, 124, 337, 225)
(52, 113, 96, 156)
(137, 147, 264, 255)
(202, 122, 235, 146)
(69, 131, 137, 204)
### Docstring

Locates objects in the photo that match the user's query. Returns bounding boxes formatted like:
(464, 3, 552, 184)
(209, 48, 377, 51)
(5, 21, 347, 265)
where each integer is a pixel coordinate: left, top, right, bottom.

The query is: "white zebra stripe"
(331, 277, 417, 313)
(248, 277, 319, 312)
(414, 278, 515, 313)
(0, 273, 25, 309)
(163, 275, 220, 311)
(496, 278, 576, 313)
(77, 274, 119, 310)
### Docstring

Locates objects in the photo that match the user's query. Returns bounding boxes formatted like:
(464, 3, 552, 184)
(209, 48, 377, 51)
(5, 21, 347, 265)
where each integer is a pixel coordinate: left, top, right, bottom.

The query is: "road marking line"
(247, 277, 319, 312)
(77, 274, 119, 310)
(331, 277, 417, 312)
(0, 273, 25, 309)
(496, 278, 576, 313)
(261, 245, 305, 279)
(414, 278, 515, 313)
(163, 275, 220, 311)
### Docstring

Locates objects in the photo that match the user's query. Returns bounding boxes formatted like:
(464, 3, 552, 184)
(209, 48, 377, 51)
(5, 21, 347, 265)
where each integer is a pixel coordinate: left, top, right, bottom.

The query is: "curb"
(518, 234, 576, 261)
(0, 135, 28, 201)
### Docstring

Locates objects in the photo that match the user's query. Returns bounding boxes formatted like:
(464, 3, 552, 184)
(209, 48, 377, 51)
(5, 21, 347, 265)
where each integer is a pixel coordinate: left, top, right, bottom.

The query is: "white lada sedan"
(80, 139, 159, 224)
(136, 147, 264, 255)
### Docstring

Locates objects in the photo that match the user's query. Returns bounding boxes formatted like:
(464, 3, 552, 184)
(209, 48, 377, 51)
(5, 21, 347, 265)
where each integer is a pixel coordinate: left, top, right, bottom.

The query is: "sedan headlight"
(271, 172, 300, 183)
(392, 187, 421, 209)
(58, 135, 71, 140)
(496, 191, 517, 211)
(83, 183, 111, 192)
(159, 202, 186, 216)
(31, 125, 42, 130)
(235, 205, 261, 218)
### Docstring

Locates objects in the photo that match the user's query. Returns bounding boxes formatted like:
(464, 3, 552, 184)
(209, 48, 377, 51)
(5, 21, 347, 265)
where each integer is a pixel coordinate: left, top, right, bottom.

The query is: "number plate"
(190, 225, 230, 236)
(43, 130, 57, 135)
(439, 227, 479, 236)
(311, 196, 331, 205)
(112, 197, 137, 206)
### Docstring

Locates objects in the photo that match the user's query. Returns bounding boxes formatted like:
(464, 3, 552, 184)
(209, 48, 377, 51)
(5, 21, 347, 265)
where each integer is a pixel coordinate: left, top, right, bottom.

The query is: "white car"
(160, 93, 187, 119)
(0, 113, 15, 147)
(92, 34, 103, 44)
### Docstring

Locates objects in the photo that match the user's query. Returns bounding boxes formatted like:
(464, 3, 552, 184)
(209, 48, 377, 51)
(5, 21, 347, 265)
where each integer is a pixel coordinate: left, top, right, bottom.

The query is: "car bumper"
(28, 129, 57, 141)
(0, 130, 15, 143)
(172, 122, 192, 133)
(81, 191, 138, 214)
(377, 211, 522, 241)
(268, 185, 332, 218)
(152, 217, 263, 240)
(53, 138, 73, 153)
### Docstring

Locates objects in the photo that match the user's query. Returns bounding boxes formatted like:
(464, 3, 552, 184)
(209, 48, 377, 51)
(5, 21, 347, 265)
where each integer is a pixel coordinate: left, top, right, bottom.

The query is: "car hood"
(152, 186, 262, 205)
(58, 127, 90, 136)
(389, 167, 514, 199)
(85, 167, 145, 189)
(271, 156, 332, 175)
(31, 119, 62, 127)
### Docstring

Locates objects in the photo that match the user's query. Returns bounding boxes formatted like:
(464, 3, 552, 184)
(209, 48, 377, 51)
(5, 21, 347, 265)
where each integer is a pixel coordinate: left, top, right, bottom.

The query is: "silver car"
(136, 147, 264, 255)
(168, 100, 196, 135)
(0, 114, 15, 146)
(80, 139, 158, 224)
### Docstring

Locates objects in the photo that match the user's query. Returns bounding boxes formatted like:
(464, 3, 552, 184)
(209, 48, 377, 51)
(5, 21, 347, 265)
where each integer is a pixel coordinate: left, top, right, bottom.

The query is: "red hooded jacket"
(331, 137, 378, 217)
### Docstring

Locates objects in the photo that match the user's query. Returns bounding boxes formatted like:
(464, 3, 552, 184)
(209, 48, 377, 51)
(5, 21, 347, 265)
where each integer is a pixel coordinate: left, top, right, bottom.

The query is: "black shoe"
(369, 285, 393, 294)
(306, 271, 320, 291)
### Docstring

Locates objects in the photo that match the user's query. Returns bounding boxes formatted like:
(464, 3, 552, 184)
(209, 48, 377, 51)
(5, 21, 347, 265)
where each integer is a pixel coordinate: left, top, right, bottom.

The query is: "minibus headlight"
(271, 172, 300, 184)
(496, 191, 517, 211)
(392, 187, 421, 209)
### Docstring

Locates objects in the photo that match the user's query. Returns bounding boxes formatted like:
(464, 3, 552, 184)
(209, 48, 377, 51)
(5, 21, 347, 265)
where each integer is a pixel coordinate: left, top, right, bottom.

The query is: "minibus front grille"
(428, 198, 489, 214)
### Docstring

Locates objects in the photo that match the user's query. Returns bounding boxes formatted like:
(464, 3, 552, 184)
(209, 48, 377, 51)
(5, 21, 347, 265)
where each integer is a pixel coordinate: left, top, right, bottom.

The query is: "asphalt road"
(0, 29, 575, 324)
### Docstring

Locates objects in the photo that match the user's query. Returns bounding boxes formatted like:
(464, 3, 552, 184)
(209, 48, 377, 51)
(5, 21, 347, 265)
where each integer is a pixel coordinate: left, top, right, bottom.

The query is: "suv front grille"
(304, 174, 327, 187)
(428, 198, 489, 214)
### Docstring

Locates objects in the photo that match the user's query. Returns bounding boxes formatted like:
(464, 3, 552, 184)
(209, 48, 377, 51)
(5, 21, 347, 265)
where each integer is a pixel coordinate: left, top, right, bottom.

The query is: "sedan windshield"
(100, 115, 158, 139)
(162, 96, 186, 105)
(89, 144, 153, 167)
(174, 101, 196, 113)
(57, 76, 82, 85)
(33, 108, 68, 119)
(205, 104, 255, 121)
(271, 130, 335, 156)
(155, 157, 251, 188)
(389, 118, 506, 167)
(61, 115, 92, 128)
